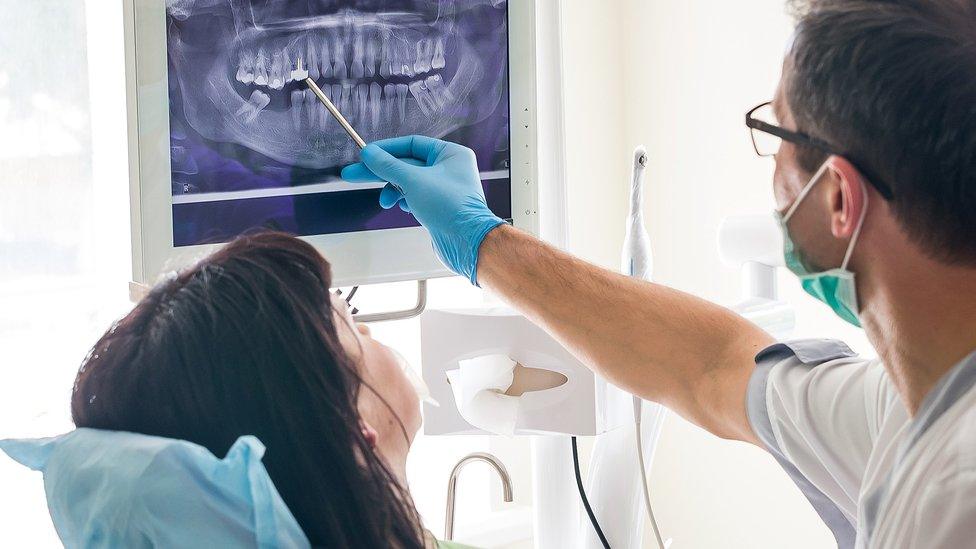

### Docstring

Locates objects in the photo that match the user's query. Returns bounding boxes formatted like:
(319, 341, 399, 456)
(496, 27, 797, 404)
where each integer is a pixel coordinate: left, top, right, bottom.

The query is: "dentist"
(342, 1, 976, 547)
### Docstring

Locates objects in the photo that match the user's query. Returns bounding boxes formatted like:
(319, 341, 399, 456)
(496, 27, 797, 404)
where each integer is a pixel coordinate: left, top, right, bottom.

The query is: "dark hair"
(785, 0, 976, 264)
(71, 231, 425, 548)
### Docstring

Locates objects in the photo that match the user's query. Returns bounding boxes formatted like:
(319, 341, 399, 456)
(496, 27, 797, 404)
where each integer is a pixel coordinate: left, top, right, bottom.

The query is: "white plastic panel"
(422, 307, 628, 437)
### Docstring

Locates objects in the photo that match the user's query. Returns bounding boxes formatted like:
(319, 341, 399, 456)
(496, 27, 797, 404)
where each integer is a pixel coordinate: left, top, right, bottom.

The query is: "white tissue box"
(421, 307, 631, 436)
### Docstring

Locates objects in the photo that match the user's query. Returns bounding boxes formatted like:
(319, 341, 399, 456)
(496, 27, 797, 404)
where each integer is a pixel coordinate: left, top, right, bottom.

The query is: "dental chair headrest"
(0, 428, 310, 548)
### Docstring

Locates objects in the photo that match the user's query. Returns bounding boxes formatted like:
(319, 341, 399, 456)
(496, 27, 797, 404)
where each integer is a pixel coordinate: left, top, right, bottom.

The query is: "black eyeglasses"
(746, 101, 894, 200)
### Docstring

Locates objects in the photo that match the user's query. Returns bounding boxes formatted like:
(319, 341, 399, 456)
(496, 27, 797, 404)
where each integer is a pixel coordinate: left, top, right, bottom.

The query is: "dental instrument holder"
(420, 146, 666, 549)
(718, 214, 796, 339)
(422, 307, 631, 437)
(579, 145, 668, 549)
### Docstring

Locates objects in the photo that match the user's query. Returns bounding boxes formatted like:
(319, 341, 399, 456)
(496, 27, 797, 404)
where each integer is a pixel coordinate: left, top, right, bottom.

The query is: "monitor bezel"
(124, 0, 539, 287)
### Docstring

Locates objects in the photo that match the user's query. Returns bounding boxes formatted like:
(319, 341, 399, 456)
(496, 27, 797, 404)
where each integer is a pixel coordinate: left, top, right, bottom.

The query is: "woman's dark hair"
(71, 231, 425, 548)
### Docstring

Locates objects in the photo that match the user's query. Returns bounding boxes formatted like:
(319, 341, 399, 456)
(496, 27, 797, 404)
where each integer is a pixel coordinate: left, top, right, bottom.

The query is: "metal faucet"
(444, 452, 514, 541)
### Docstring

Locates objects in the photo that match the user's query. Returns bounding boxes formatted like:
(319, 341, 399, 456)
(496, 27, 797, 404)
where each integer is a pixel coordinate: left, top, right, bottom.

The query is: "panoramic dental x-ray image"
(167, 0, 511, 246)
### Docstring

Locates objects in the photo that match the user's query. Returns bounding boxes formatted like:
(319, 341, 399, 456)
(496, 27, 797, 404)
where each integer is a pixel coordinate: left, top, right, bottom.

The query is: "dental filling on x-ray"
(166, 0, 512, 246)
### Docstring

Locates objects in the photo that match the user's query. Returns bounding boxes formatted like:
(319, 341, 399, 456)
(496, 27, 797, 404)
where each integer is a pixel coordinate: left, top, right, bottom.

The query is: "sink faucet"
(444, 452, 514, 541)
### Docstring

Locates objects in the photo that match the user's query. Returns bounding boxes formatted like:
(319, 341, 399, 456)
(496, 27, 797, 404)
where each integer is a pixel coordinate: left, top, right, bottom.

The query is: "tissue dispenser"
(422, 307, 630, 436)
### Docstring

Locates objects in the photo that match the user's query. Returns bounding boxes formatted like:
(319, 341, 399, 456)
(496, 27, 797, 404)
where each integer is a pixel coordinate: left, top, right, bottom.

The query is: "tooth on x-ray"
(357, 84, 369, 121)
(305, 89, 317, 128)
(290, 90, 304, 129)
(432, 38, 446, 70)
(369, 82, 382, 128)
(235, 90, 270, 123)
(269, 51, 286, 89)
(384, 83, 396, 122)
(426, 74, 453, 110)
(258, 49, 273, 86)
(396, 83, 408, 123)
(351, 33, 366, 79)
(364, 41, 378, 77)
(332, 37, 348, 80)
(409, 80, 438, 119)
(306, 40, 321, 81)
(236, 50, 255, 84)
(379, 40, 393, 79)
(414, 39, 433, 75)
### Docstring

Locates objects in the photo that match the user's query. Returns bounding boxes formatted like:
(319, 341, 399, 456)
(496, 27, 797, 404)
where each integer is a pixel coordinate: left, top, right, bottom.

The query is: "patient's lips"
(168, 2, 506, 171)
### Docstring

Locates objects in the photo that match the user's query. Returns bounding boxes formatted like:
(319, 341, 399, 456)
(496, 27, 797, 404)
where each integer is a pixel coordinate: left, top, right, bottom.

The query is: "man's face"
(769, 71, 844, 273)
(770, 80, 817, 212)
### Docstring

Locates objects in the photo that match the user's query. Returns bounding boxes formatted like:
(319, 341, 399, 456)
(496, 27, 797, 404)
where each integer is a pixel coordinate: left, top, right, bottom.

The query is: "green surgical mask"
(776, 162, 869, 327)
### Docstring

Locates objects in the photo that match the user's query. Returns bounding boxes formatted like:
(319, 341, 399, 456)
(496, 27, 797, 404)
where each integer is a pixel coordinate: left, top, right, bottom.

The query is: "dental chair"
(0, 429, 310, 548)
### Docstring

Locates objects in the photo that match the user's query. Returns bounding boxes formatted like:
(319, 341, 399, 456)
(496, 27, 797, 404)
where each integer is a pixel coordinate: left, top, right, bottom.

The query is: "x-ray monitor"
(125, 0, 539, 287)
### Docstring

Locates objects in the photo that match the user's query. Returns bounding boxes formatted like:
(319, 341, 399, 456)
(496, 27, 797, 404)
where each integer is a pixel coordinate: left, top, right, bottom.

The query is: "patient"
(70, 231, 447, 548)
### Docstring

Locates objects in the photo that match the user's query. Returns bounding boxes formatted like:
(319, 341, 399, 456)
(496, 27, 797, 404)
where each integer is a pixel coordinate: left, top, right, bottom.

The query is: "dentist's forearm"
(476, 225, 770, 444)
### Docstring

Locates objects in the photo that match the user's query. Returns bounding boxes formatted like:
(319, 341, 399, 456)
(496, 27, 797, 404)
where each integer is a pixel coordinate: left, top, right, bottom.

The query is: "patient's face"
(332, 294, 421, 452)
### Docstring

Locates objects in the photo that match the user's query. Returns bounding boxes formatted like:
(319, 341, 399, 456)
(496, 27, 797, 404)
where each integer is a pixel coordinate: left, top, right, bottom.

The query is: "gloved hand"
(341, 135, 507, 285)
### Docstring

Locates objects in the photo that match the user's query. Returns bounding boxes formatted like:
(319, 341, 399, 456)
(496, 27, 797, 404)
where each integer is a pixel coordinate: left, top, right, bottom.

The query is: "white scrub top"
(746, 339, 976, 549)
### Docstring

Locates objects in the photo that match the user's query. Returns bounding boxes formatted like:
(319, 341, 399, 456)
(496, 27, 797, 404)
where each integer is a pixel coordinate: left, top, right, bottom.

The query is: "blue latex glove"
(341, 135, 506, 285)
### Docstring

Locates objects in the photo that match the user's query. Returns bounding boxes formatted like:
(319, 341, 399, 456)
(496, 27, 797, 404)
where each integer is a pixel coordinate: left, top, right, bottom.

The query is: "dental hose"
(625, 146, 667, 549)
(573, 404, 664, 549)
(573, 436, 611, 549)
(635, 397, 666, 549)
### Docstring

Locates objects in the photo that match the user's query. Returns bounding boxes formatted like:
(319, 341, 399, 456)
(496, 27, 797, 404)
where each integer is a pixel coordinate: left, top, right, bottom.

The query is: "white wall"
(0, 1, 133, 545)
(560, 1, 875, 547)
(560, 1, 629, 269)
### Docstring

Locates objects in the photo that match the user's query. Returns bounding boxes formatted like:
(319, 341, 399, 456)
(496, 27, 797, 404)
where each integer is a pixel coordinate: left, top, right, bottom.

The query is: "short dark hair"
(72, 232, 424, 548)
(785, 0, 976, 264)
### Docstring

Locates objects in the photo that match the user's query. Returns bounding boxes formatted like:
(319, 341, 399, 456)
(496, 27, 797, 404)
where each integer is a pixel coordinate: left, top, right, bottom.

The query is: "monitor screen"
(165, 0, 511, 247)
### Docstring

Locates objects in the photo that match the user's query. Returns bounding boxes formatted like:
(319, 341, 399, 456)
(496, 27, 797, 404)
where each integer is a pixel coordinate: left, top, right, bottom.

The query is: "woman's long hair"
(71, 231, 425, 548)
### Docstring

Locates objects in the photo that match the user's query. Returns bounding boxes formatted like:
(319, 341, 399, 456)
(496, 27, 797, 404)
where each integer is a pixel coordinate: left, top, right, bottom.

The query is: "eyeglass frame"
(745, 101, 895, 200)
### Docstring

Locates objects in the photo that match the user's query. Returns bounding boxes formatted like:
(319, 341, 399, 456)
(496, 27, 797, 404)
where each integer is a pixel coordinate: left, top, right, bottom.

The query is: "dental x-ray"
(166, 0, 511, 246)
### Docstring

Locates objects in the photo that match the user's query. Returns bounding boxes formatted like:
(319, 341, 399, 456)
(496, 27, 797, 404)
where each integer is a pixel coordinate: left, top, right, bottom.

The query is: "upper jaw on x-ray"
(167, 0, 508, 172)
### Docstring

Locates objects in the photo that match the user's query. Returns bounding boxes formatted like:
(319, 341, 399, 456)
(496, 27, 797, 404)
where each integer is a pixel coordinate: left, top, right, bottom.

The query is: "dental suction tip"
(634, 145, 649, 168)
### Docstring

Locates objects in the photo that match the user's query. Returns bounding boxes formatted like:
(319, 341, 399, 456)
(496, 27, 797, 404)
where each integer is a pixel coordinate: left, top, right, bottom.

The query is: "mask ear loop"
(783, 160, 832, 223)
(841, 180, 870, 271)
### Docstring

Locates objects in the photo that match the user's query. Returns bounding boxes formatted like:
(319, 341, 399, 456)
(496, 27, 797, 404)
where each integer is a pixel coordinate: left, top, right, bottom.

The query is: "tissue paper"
(447, 355, 521, 435)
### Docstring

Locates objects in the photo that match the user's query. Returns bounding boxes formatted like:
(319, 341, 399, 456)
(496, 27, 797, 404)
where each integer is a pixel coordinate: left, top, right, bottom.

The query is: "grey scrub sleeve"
(745, 340, 896, 549)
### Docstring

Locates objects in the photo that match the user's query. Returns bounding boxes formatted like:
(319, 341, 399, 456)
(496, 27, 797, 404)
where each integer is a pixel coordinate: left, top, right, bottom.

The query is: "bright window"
(0, 1, 131, 544)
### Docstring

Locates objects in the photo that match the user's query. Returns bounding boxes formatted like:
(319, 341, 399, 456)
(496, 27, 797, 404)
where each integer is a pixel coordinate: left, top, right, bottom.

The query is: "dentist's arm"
(343, 136, 770, 444)
(478, 224, 770, 444)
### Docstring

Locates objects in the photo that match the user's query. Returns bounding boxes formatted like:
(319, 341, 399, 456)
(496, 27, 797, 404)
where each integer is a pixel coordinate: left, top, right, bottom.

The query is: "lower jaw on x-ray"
(167, 0, 511, 247)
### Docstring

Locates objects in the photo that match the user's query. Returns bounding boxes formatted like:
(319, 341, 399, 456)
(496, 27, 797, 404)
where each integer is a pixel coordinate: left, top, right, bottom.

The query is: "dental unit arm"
(718, 214, 796, 339)
(576, 147, 668, 549)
